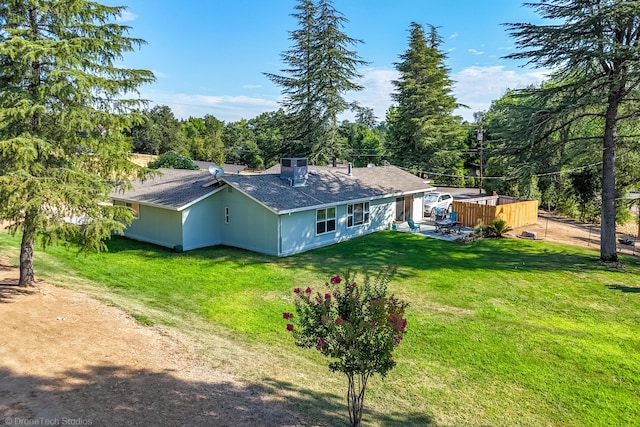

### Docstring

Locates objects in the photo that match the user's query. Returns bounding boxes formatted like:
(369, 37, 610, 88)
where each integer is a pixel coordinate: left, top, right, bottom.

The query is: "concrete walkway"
(393, 219, 474, 241)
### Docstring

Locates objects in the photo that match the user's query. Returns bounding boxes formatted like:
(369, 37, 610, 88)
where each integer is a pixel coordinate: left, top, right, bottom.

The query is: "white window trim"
(347, 201, 370, 228)
(316, 207, 336, 235)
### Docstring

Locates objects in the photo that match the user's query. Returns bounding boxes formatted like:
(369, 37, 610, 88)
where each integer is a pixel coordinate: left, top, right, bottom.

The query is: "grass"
(1, 231, 639, 426)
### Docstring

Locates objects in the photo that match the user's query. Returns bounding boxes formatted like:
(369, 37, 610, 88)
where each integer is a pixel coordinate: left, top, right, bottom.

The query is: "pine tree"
(265, 0, 366, 164)
(0, 0, 154, 286)
(505, 0, 640, 263)
(388, 22, 465, 180)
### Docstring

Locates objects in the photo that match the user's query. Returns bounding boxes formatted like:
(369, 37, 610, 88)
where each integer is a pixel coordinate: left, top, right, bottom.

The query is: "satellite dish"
(208, 165, 224, 179)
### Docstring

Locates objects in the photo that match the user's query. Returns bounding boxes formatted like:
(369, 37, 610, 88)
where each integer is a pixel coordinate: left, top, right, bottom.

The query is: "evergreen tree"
(265, 0, 366, 164)
(0, 0, 154, 286)
(505, 0, 640, 263)
(388, 22, 465, 181)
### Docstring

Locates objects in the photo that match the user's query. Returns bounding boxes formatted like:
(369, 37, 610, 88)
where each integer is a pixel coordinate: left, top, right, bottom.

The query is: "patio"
(393, 219, 474, 241)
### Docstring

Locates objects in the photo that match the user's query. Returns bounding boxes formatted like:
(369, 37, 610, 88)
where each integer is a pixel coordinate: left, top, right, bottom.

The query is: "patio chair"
(407, 218, 420, 233)
(434, 207, 448, 220)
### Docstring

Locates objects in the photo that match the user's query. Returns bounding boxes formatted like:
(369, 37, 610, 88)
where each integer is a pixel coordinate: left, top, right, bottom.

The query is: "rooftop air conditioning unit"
(280, 158, 308, 187)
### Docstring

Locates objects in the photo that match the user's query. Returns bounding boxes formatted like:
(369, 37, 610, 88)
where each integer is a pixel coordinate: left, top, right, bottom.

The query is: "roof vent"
(280, 158, 308, 187)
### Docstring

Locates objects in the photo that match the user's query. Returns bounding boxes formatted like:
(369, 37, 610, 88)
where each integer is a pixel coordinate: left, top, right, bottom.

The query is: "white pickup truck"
(423, 192, 453, 217)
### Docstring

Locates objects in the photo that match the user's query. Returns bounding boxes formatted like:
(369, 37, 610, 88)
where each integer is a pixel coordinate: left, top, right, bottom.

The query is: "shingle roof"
(110, 168, 222, 210)
(112, 165, 433, 213)
(193, 161, 247, 174)
(222, 165, 433, 213)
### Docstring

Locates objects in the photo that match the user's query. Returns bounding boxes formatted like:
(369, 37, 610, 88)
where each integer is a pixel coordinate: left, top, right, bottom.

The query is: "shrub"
(148, 151, 199, 170)
(487, 219, 513, 237)
(282, 268, 408, 427)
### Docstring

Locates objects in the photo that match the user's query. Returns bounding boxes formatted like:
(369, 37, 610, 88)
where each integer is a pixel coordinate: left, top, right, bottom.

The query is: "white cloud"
(345, 68, 399, 122)
(140, 91, 280, 122)
(345, 65, 549, 124)
(468, 49, 484, 55)
(116, 10, 137, 23)
(136, 65, 548, 124)
(449, 32, 459, 39)
(452, 65, 549, 121)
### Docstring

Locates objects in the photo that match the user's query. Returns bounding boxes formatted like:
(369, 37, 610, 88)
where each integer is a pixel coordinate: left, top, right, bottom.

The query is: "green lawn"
(1, 231, 639, 426)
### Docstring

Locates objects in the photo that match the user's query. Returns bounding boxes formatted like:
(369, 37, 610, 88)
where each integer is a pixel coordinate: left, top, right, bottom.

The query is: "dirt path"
(510, 211, 639, 258)
(1, 213, 638, 426)
(0, 258, 305, 427)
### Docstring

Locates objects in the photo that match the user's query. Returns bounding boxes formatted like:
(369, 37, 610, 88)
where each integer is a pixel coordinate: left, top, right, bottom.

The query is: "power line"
(405, 161, 603, 181)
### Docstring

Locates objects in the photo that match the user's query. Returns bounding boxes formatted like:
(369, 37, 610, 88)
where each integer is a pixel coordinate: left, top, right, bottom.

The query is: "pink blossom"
(324, 293, 331, 300)
(315, 296, 322, 304)
(347, 282, 357, 290)
(330, 275, 342, 284)
(293, 288, 301, 294)
(316, 337, 326, 350)
(286, 324, 294, 331)
(388, 353, 393, 359)
(305, 287, 312, 294)
(370, 321, 377, 327)
(282, 312, 293, 319)
(335, 317, 344, 325)
(395, 335, 403, 344)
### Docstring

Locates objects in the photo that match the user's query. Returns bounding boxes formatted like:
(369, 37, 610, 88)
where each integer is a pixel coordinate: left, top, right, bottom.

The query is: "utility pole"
(477, 126, 484, 195)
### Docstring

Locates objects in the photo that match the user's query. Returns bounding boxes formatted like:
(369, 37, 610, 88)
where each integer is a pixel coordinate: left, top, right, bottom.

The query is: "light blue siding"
(220, 187, 279, 255)
(118, 189, 424, 256)
(181, 195, 223, 250)
(120, 203, 182, 249)
(279, 198, 397, 256)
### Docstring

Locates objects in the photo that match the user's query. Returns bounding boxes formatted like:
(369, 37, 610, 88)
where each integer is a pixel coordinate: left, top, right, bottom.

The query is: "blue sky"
(113, 0, 548, 123)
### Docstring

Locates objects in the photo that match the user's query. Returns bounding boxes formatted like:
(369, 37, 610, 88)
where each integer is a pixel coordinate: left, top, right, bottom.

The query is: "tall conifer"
(0, 0, 154, 286)
(265, 0, 366, 164)
(388, 22, 464, 180)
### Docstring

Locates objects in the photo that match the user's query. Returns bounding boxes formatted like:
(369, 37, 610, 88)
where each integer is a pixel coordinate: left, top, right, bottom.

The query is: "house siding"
(181, 195, 223, 251)
(118, 203, 183, 249)
(220, 187, 279, 255)
(279, 198, 396, 256)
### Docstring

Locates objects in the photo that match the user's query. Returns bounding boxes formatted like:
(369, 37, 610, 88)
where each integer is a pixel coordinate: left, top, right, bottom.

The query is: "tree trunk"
(19, 220, 36, 287)
(347, 373, 369, 427)
(600, 99, 619, 263)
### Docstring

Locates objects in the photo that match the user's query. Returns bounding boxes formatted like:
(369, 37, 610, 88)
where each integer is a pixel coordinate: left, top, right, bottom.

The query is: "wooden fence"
(452, 196, 538, 229)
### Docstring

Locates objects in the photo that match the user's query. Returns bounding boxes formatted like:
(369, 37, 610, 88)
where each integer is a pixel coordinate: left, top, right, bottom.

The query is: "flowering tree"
(283, 268, 408, 427)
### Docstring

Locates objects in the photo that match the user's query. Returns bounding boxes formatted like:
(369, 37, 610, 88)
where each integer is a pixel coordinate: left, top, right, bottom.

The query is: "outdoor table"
(434, 219, 462, 234)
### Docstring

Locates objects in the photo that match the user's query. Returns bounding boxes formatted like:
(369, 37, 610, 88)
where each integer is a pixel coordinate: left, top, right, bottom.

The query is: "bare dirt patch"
(0, 257, 306, 427)
(509, 211, 639, 258)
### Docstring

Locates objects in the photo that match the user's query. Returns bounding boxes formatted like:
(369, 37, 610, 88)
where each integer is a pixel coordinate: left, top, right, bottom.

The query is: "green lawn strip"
(1, 231, 639, 426)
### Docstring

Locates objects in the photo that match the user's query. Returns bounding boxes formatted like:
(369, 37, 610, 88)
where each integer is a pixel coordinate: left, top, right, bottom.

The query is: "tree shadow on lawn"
(606, 284, 640, 293)
(61, 234, 640, 283)
(287, 231, 640, 277)
(259, 378, 434, 427)
(0, 365, 435, 427)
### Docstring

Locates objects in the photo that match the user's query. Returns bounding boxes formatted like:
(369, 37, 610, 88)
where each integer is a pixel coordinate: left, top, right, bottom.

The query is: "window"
(348, 202, 370, 227)
(225, 207, 230, 224)
(316, 207, 336, 235)
(125, 202, 139, 219)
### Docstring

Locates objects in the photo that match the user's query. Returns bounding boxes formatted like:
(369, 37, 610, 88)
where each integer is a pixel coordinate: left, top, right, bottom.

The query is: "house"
(111, 159, 434, 256)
